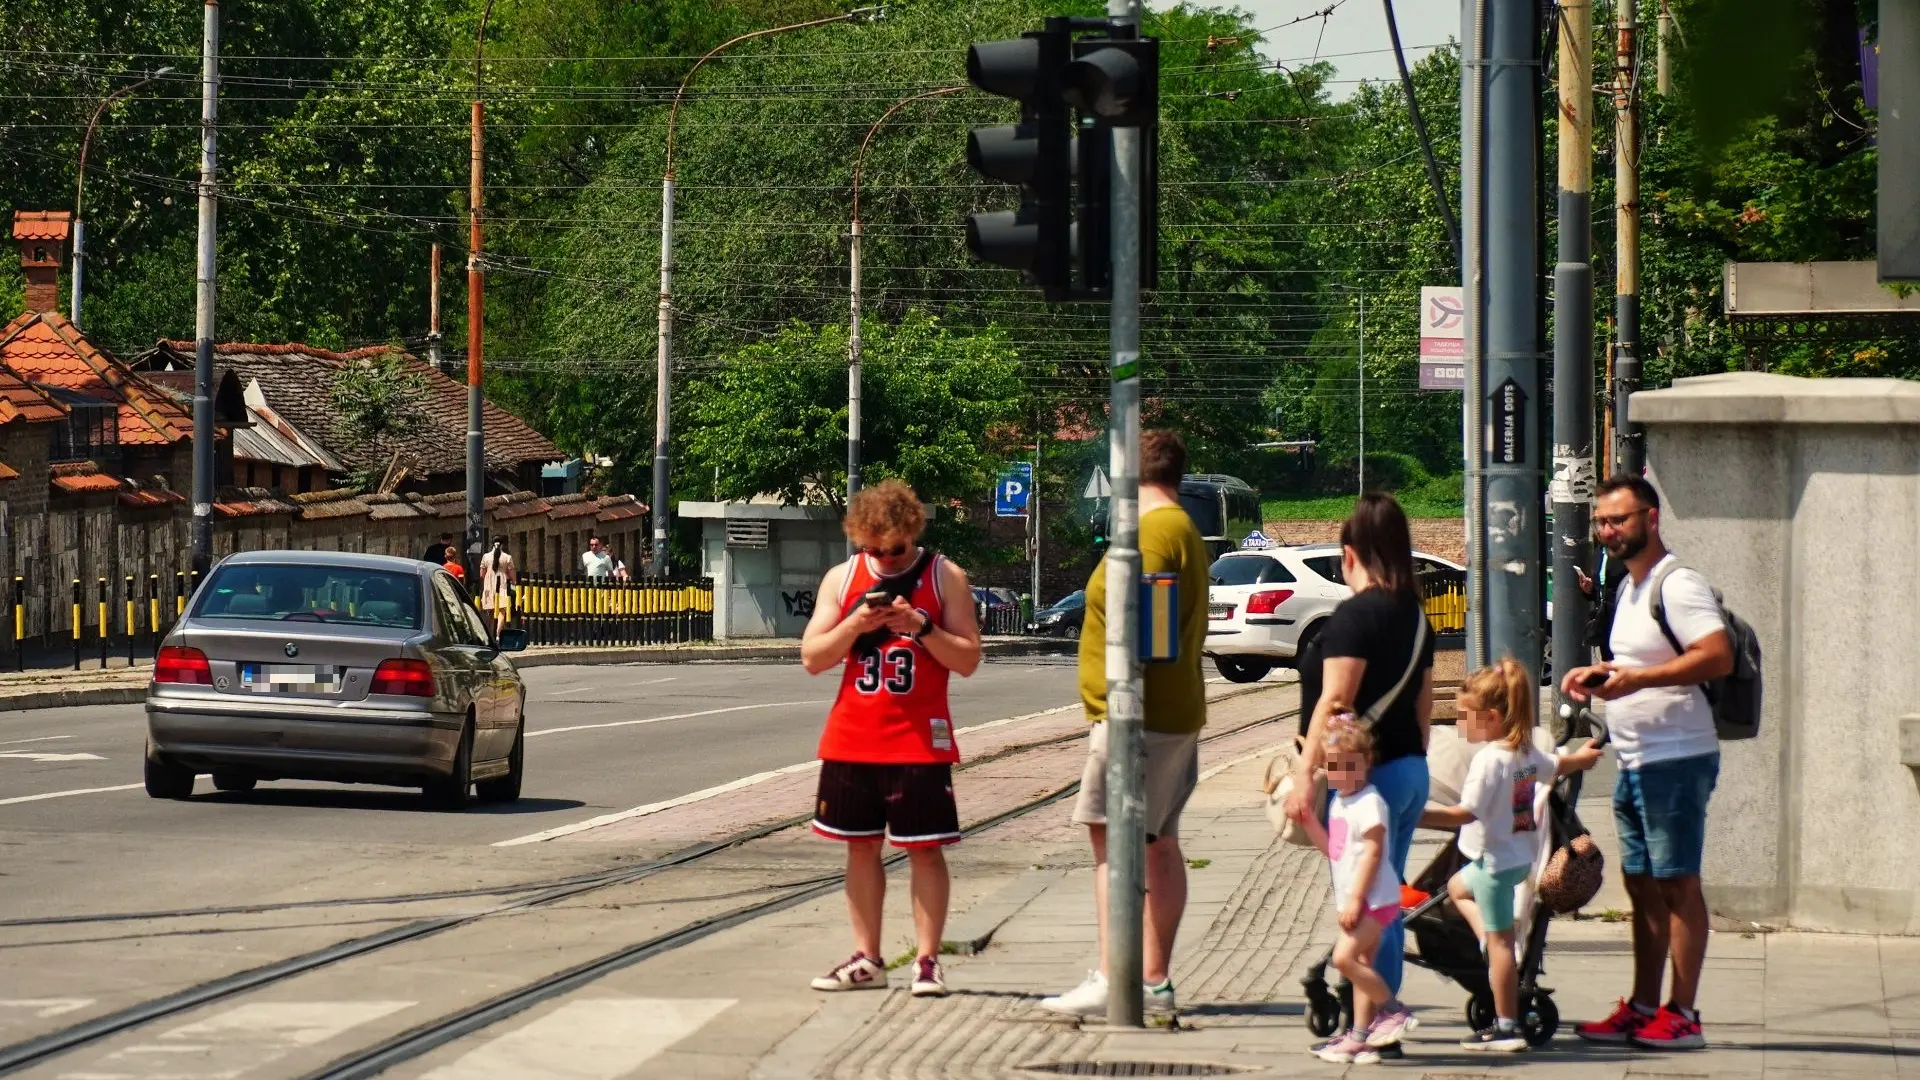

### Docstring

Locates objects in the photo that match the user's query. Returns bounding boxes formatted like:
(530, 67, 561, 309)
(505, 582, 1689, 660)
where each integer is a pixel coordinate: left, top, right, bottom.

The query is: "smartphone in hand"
(1581, 669, 1611, 688)
(863, 590, 890, 609)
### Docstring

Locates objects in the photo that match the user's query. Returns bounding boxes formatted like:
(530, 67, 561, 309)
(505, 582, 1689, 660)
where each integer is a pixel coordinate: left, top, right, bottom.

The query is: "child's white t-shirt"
(1458, 741, 1558, 873)
(1327, 785, 1403, 911)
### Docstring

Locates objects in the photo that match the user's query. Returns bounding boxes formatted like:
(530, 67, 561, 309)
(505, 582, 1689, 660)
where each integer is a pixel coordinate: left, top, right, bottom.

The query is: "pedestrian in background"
(479, 538, 517, 635)
(1563, 474, 1732, 1050)
(800, 479, 981, 998)
(581, 535, 625, 580)
(1040, 429, 1210, 1017)
(1283, 494, 1435, 1007)
(422, 532, 455, 566)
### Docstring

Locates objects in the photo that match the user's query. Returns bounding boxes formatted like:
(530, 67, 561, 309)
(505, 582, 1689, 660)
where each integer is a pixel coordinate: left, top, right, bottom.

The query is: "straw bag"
(1537, 832, 1606, 914)
(1262, 747, 1324, 847)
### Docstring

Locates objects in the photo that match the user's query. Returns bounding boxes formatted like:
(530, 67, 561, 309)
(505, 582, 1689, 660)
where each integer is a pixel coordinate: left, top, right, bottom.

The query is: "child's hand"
(1338, 898, 1362, 932)
(1561, 744, 1605, 773)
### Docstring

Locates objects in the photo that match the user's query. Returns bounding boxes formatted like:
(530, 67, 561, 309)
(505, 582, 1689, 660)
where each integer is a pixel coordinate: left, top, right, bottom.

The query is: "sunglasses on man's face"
(860, 543, 909, 558)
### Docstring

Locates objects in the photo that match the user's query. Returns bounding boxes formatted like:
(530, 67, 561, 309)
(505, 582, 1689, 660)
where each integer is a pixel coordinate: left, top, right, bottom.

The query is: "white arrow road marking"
(0, 735, 75, 746)
(59, 1000, 413, 1080)
(419, 998, 735, 1080)
(0, 783, 142, 806)
(0, 751, 105, 763)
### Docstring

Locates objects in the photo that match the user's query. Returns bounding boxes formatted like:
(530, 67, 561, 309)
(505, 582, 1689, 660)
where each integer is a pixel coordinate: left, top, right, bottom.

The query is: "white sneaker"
(810, 952, 886, 992)
(1039, 970, 1110, 1016)
(1144, 978, 1176, 1013)
(910, 956, 949, 997)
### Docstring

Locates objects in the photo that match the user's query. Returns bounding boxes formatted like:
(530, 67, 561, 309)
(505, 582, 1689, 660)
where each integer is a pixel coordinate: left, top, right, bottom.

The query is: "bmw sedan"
(145, 550, 528, 810)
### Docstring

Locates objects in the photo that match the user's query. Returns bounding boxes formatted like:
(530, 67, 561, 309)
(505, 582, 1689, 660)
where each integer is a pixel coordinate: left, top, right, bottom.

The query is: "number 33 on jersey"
(817, 555, 958, 765)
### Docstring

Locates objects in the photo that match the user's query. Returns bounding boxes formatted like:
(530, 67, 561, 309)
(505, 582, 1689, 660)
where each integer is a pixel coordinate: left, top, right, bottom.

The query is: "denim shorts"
(1613, 751, 1719, 879)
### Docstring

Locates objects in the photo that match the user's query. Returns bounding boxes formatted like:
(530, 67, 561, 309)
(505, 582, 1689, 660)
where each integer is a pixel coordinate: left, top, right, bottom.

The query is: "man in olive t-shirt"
(1040, 430, 1210, 1018)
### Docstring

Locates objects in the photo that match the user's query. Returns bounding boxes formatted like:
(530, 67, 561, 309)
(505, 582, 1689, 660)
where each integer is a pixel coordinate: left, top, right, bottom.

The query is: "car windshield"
(194, 564, 424, 629)
(1209, 555, 1287, 586)
(1043, 591, 1084, 614)
(1177, 492, 1224, 537)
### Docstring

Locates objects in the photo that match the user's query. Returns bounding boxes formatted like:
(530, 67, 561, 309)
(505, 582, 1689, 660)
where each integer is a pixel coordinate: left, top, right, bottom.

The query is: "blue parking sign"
(995, 463, 1033, 517)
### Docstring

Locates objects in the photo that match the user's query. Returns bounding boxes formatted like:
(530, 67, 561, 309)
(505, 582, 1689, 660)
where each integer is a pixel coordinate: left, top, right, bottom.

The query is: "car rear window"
(1209, 555, 1291, 587)
(1302, 555, 1345, 584)
(195, 564, 424, 629)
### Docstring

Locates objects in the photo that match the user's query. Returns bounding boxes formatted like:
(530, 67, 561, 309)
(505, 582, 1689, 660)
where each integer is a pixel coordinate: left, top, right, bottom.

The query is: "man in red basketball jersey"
(801, 480, 981, 998)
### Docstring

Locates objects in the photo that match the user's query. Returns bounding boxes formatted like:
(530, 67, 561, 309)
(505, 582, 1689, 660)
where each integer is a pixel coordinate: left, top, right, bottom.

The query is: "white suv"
(1204, 544, 1465, 683)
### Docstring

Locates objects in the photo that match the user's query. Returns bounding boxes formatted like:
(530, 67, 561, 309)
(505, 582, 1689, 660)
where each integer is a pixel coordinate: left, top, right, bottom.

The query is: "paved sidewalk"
(757, 733, 1920, 1079)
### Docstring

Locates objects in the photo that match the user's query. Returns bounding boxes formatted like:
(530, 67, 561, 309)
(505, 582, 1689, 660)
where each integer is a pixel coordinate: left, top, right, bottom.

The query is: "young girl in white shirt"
(1423, 658, 1602, 1051)
(1296, 711, 1416, 1064)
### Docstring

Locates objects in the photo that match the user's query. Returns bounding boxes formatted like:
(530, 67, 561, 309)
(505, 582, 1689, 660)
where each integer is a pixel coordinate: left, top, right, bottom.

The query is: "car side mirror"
(497, 628, 529, 653)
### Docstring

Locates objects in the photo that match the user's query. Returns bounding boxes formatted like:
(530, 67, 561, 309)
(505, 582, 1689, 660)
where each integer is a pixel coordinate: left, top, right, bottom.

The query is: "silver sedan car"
(145, 550, 528, 810)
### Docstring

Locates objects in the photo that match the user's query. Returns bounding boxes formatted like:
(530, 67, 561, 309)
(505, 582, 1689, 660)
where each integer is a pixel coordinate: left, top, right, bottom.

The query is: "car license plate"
(1208, 603, 1235, 621)
(240, 663, 342, 693)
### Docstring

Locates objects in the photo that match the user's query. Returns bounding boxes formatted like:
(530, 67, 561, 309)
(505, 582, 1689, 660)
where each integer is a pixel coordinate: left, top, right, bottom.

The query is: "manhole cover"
(1021, 1064, 1245, 1077)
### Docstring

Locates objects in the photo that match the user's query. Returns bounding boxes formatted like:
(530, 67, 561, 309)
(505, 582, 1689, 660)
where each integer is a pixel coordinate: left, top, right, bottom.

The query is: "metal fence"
(7, 572, 203, 671)
(976, 602, 1029, 637)
(511, 576, 714, 647)
(1417, 565, 1469, 635)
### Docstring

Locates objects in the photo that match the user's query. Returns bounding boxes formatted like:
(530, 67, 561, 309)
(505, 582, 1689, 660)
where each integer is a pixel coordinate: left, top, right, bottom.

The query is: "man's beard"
(1606, 531, 1648, 560)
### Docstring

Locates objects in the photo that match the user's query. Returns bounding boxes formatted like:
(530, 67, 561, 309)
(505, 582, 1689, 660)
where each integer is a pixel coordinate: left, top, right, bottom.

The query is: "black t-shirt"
(423, 542, 451, 566)
(1310, 587, 1435, 764)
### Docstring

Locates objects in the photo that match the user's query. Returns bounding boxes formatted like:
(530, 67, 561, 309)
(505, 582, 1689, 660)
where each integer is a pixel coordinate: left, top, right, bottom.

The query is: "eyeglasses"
(859, 543, 909, 558)
(1593, 507, 1650, 531)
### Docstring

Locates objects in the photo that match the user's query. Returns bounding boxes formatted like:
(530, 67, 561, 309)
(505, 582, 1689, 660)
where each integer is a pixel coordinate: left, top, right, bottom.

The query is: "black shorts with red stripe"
(811, 760, 961, 850)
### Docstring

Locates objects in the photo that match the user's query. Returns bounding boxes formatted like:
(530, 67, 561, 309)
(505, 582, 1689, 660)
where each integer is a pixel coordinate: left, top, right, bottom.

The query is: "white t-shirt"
(1605, 554, 1725, 769)
(1327, 786, 1403, 912)
(1458, 741, 1557, 873)
(582, 550, 619, 579)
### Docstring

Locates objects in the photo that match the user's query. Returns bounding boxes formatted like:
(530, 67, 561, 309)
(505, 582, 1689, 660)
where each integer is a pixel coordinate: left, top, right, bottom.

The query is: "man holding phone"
(800, 479, 982, 999)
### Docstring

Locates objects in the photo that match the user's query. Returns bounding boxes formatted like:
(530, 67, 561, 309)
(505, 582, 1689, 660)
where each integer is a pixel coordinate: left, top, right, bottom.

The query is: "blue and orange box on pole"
(1138, 573, 1179, 662)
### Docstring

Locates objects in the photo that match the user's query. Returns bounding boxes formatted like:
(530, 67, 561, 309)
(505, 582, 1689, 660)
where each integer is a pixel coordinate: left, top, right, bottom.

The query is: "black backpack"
(1606, 562, 1763, 741)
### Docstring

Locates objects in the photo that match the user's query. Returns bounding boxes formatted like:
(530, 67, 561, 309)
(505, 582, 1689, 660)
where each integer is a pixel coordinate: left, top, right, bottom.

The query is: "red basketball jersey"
(817, 552, 958, 764)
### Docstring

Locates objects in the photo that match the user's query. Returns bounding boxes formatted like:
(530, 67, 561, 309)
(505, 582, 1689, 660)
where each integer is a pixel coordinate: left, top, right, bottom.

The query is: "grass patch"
(1261, 473, 1465, 522)
(1186, 858, 1212, 870)
(1595, 908, 1628, 923)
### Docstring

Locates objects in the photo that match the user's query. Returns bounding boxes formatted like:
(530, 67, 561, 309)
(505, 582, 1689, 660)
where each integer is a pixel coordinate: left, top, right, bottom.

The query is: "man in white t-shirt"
(581, 536, 626, 580)
(1562, 475, 1733, 1052)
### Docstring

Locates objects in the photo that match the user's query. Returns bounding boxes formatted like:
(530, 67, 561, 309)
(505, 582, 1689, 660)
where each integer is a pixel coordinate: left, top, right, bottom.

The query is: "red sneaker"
(1631, 1005, 1706, 1049)
(1574, 998, 1655, 1043)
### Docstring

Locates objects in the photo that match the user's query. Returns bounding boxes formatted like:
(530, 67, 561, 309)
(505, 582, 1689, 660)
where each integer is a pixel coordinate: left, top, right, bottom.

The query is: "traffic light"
(965, 24, 1073, 298)
(964, 17, 1158, 301)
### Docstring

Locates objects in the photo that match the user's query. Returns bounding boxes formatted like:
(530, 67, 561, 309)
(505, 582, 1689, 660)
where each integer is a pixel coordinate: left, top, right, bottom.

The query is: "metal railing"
(976, 601, 1028, 637)
(509, 576, 714, 647)
(1418, 566, 1469, 635)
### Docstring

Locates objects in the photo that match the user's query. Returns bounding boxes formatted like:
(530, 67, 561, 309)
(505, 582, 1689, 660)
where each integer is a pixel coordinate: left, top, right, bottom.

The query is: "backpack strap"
(1361, 605, 1429, 727)
(1646, 561, 1686, 658)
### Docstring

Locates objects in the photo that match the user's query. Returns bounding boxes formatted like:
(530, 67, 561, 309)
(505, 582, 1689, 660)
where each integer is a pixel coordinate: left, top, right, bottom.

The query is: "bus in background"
(1178, 474, 1263, 560)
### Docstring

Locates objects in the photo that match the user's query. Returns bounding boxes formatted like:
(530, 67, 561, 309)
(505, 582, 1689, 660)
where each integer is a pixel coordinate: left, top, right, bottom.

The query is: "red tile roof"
(0, 461, 19, 481)
(0, 367, 65, 424)
(50, 461, 124, 494)
(11, 211, 71, 243)
(0, 313, 191, 445)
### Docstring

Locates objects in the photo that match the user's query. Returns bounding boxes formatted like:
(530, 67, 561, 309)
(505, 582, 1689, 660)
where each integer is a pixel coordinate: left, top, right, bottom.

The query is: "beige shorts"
(1070, 721, 1201, 841)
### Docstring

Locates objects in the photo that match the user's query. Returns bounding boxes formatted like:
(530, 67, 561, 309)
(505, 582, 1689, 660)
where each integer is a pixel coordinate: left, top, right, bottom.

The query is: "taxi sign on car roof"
(1240, 531, 1275, 551)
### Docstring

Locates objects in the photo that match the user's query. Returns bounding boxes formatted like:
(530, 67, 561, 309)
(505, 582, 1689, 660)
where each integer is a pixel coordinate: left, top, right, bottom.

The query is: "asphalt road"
(0, 658, 1084, 921)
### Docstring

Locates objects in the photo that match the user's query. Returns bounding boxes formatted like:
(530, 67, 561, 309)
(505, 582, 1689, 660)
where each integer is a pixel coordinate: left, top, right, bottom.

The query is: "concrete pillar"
(1633, 372, 1920, 933)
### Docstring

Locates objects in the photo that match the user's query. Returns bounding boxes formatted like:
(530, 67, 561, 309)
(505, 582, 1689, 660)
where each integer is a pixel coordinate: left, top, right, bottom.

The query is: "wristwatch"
(913, 612, 934, 640)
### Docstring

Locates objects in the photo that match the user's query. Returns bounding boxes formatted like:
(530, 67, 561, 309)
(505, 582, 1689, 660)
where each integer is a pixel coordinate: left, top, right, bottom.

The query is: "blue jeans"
(1328, 753, 1429, 996)
(1614, 751, 1719, 879)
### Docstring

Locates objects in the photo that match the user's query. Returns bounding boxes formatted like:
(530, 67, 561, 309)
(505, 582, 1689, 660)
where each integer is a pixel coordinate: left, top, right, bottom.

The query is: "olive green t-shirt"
(1078, 504, 1210, 734)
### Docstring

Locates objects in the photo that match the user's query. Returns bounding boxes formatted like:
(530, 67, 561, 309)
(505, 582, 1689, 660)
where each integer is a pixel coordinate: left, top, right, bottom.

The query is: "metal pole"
(1461, 0, 1489, 669)
(1612, 2, 1643, 475)
(1103, 0, 1146, 1030)
(1480, 0, 1545, 680)
(847, 217, 863, 507)
(467, 3, 494, 586)
(1656, 0, 1671, 96)
(1357, 289, 1365, 495)
(189, 1, 219, 576)
(1612, 39, 1641, 462)
(1552, 0, 1595, 727)
(653, 175, 674, 576)
(1031, 435, 1042, 609)
(428, 243, 444, 376)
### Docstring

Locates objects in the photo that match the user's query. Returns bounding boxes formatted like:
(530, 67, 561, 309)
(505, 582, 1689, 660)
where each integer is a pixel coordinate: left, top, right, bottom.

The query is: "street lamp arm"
(74, 67, 174, 219)
(474, 0, 498, 93)
(853, 85, 966, 223)
(666, 8, 881, 178)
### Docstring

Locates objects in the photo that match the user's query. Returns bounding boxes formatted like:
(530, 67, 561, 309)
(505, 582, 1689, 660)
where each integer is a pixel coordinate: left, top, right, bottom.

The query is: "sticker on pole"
(1418, 285, 1466, 391)
(1486, 377, 1528, 465)
(1549, 455, 1596, 503)
(1138, 573, 1178, 662)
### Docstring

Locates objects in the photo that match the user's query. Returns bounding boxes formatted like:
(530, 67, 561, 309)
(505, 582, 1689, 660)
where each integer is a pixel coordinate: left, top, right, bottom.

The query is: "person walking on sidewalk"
(1563, 474, 1733, 1051)
(1298, 714, 1405, 1065)
(479, 538, 517, 636)
(1040, 429, 1210, 1017)
(1283, 494, 1435, 1006)
(800, 479, 982, 998)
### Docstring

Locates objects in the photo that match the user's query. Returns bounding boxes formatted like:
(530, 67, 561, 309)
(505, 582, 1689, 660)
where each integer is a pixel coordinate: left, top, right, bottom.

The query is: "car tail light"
(1245, 589, 1294, 615)
(154, 646, 212, 685)
(371, 659, 435, 697)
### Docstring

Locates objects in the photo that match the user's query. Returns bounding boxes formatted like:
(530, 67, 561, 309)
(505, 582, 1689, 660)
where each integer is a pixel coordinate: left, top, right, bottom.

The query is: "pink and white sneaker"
(810, 952, 887, 992)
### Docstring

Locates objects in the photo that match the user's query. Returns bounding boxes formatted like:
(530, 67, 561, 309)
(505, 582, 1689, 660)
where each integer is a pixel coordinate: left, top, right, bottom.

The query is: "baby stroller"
(1300, 722, 1608, 1048)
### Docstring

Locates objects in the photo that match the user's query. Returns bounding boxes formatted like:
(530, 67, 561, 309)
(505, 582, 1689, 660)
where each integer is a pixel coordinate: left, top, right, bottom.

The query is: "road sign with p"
(995, 462, 1033, 517)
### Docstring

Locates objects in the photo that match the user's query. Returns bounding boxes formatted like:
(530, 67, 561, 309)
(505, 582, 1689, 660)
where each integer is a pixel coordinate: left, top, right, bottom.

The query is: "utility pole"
(1357, 290, 1365, 494)
(1552, 0, 1595, 728)
(1030, 436, 1043, 607)
(1612, 0, 1643, 475)
(73, 66, 173, 330)
(428, 243, 444, 376)
(1462, 0, 1545, 679)
(189, 1, 219, 576)
(467, 1, 496, 585)
(1102, 0, 1147, 1030)
(1656, 0, 1672, 96)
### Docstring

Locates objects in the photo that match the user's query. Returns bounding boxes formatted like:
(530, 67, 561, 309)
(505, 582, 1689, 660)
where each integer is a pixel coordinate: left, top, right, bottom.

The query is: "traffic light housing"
(964, 18, 1157, 302)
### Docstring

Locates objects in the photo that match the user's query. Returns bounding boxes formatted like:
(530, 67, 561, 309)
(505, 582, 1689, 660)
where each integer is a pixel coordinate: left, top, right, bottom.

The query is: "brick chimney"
(12, 211, 72, 315)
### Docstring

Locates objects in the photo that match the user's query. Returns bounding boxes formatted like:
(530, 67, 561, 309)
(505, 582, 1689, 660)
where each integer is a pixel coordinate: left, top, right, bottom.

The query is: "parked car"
(1028, 590, 1087, 639)
(145, 550, 529, 810)
(1204, 544, 1466, 683)
(972, 586, 1025, 635)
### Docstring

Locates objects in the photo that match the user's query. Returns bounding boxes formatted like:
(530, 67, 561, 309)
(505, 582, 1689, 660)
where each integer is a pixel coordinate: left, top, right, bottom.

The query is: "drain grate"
(1021, 1064, 1245, 1077)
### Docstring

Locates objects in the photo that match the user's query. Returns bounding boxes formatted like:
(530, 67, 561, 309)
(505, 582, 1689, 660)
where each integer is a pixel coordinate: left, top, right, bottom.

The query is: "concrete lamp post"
(72, 66, 174, 329)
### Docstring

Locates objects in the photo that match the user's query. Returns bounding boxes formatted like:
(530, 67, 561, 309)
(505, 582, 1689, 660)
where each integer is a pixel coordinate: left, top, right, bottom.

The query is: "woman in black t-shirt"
(1283, 494, 1434, 1003)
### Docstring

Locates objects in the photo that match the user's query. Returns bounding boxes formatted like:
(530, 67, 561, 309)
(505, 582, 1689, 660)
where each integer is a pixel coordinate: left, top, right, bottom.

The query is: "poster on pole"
(1419, 285, 1466, 390)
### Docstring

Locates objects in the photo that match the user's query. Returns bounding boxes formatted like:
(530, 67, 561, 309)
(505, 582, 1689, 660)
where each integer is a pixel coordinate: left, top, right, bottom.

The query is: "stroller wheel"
(1522, 990, 1560, 1046)
(1305, 993, 1344, 1038)
(1465, 994, 1496, 1033)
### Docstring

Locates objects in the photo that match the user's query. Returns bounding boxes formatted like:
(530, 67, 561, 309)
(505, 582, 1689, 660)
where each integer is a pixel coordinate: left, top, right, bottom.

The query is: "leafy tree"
(330, 350, 431, 489)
